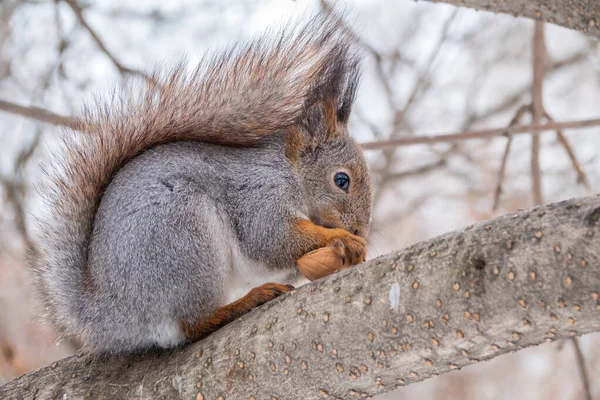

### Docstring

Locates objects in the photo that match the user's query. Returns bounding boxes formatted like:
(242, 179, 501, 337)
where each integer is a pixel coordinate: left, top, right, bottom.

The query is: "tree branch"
(464, 50, 589, 128)
(492, 104, 531, 211)
(377, 159, 447, 182)
(545, 112, 591, 190)
(63, 0, 151, 81)
(571, 337, 593, 400)
(423, 0, 599, 39)
(2, 195, 599, 399)
(531, 21, 545, 206)
(0, 99, 81, 129)
(360, 118, 600, 150)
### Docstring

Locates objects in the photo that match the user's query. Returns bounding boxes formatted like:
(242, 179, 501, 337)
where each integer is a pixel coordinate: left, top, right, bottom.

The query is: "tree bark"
(2, 195, 599, 399)
(425, 0, 599, 39)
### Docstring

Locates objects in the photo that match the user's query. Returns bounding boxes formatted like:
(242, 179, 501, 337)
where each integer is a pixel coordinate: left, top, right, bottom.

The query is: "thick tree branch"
(424, 0, 600, 39)
(2, 195, 599, 399)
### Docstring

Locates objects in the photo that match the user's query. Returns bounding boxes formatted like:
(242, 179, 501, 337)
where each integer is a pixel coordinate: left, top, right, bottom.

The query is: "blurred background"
(0, 0, 599, 398)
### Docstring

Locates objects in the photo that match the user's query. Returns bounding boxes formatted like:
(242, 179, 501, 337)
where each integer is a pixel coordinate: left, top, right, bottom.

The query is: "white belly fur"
(223, 242, 302, 305)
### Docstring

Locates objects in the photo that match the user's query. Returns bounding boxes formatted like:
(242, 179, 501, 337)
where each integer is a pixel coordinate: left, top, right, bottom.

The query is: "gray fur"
(80, 139, 299, 353)
(73, 133, 369, 354)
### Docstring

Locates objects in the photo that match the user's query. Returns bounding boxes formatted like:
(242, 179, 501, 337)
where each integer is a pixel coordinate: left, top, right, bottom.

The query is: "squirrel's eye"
(334, 172, 350, 192)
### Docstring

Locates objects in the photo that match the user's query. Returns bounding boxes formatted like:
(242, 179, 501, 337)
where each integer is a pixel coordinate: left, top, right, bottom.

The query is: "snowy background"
(0, 0, 599, 398)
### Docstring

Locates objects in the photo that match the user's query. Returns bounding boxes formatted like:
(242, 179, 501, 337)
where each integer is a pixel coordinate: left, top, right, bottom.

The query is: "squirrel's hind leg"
(179, 283, 294, 342)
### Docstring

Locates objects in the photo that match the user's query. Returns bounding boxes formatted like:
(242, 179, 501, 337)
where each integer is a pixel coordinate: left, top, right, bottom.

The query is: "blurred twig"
(490, 24, 593, 212)
(63, 0, 151, 81)
(0, 176, 27, 239)
(463, 51, 588, 130)
(571, 338, 593, 400)
(530, 22, 545, 206)
(544, 111, 591, 190)
(379, 11, 458, 206)
(0, 99, 81, 128)
(360, 118, 600, 149)
(320, 0, 382, 62)
(492, 104, 531, 211)
(377, 159, 447, 182)
(0, 126, 43, 241)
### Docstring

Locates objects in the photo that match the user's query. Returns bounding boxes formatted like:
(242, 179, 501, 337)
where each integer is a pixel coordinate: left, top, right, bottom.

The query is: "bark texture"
(426, 0, 600, 38)
(2, 195, 599, 399)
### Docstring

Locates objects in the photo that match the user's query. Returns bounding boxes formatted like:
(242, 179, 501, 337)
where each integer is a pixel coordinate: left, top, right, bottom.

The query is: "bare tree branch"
(1, 195, 599, 399)
(530, 21, 545, 206)
(422, 0, 599, 39)
(492, 104, 531, 211)
(319, 0, 382, 63)
(490, 28, 592, 213)
(0, 99, 81, 129)
(371, 10, 458, 208)
(464, 50, 588, 128)
(377, 159, 447, 182)
(571, 338, 593, 400)
(360, 118, 600, 150)
(545, 112, 591, 190)
(63, 0, 151, 81)
(0, 175, 27, 239)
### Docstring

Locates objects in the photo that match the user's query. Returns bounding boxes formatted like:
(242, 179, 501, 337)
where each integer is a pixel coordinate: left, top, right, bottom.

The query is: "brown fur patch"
(180, 283, 293, 341)
(284, 127, 304, 165)
(321, 97, 339, 137)
(82, 266, 95, 293)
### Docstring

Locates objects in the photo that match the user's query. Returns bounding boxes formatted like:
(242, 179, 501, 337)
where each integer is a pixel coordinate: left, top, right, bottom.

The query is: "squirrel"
(30, 15, 373, 355)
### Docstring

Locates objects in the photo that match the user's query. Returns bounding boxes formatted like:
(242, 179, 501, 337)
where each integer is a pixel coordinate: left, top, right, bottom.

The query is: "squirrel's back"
(30, 14, 359, 347)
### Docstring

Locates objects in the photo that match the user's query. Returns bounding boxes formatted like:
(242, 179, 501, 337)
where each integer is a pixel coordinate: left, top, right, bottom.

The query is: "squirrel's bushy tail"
(30, 14, 359, 338)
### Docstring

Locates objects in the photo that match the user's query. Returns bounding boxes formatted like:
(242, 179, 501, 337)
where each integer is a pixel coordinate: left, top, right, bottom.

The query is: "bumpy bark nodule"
(2, 195, 599, 399)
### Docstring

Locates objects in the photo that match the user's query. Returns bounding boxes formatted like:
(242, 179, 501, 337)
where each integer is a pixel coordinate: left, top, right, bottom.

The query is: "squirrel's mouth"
(310, 212, 344, 231)
(310, 211, 368, 238)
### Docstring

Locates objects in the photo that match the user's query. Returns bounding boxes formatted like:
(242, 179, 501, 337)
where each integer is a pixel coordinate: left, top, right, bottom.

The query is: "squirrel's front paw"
(327, 231, 367, 267)
(246, 283, 294, 309)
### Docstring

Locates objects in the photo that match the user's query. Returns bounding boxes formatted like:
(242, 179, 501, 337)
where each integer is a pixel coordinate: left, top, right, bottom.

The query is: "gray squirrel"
(30, 15, 373, 355)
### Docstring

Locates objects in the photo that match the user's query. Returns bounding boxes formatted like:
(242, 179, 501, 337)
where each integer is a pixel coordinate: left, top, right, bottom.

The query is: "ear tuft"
(336, 60, 360, 124)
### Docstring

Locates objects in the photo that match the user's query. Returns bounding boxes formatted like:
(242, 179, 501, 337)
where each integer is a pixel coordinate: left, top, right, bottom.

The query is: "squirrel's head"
(286, 58, 373, 239)
(294, 131, 373, 239)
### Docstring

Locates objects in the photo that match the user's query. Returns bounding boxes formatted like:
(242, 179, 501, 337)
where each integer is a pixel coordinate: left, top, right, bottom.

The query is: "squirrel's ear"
(296, 59, 360, 145)
(285, 63, 360, 162)
(284, 41, 360, 161)
(336, 61, 360, 125)
(317, 58, 360, 140)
